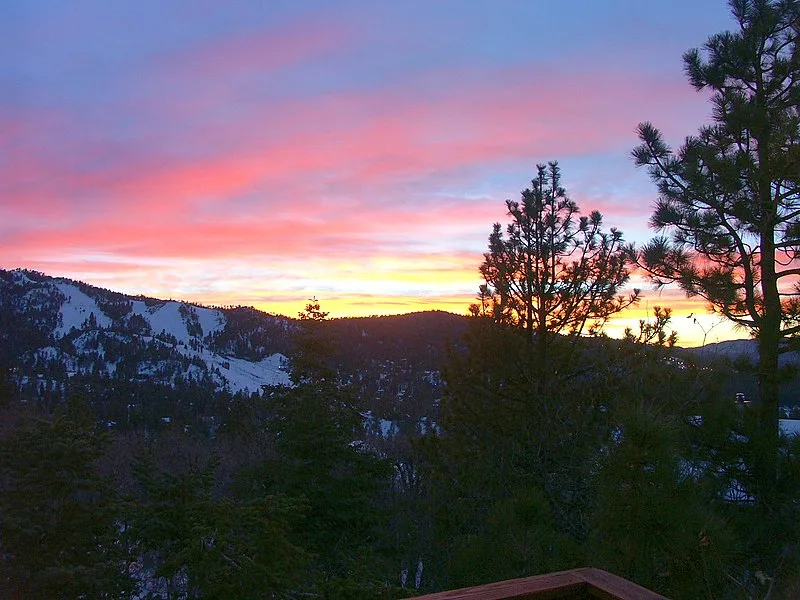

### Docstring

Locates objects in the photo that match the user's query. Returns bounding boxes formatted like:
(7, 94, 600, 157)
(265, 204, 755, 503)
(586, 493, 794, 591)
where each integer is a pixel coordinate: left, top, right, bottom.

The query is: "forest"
(2, 1, 800, 598)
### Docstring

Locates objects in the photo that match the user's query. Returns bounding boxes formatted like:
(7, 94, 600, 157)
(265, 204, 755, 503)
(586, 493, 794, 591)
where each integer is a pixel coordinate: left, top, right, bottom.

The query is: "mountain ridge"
(0, 268, 294, 394)
(0, 268, 471, 433)
(2, 267, 789, 369)
(3, 268, 797, 417)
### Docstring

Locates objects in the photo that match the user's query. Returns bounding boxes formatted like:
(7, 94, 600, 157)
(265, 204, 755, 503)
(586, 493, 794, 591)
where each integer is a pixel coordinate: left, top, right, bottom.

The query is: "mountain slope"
(0, 269, 292, 394)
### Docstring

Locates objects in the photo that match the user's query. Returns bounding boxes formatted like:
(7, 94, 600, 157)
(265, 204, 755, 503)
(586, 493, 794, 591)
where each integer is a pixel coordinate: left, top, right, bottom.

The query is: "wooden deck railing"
(413, 568, 668, 600)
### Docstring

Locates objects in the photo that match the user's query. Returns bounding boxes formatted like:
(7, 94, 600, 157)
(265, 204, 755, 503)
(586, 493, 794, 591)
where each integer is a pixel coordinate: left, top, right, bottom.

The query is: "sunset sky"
(2, 0, 748, 346)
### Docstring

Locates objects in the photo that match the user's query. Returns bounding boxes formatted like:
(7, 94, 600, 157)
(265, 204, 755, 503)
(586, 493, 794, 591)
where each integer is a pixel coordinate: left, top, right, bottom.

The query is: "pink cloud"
(4, 190, 503, 266)
(1, 53, 715, 323)
(4, 60, 701, 220)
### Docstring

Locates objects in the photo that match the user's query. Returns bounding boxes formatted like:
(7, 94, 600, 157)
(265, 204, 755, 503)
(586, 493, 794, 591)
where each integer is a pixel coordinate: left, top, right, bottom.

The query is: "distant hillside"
(681, 338, 800, 366)
(5, 267, 796, 423)
(0, 268, 468, 433)
(0, 268, 293, 394)
(679, 338, 800, 405)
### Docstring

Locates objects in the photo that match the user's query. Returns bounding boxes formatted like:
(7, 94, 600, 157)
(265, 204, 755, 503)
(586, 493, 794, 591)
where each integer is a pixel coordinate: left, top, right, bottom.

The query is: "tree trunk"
(757, 177, 780, 507)
(757, 315, 780, 507)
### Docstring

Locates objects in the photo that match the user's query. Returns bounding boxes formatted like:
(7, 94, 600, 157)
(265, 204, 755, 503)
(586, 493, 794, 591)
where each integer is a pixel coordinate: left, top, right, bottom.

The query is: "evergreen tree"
(473, 161, 638, 361)
(288, 297, 336, 386)
(428, 302, 752, 596)
(427, 165, 642, 588)
(261, 300, 396, 597)
(426, 319, 603, 590)
(129, 456, 305, 599)
(589, 403, 738, 599)
(633, 0, 800, 501)
(0, 398, 131, 599)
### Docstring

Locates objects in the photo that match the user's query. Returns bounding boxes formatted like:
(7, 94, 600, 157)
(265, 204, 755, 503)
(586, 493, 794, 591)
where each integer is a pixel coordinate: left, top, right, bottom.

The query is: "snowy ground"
(53, 282, 112, 335)
(49, 282, 289, 393)
(780, 419, 800, 438)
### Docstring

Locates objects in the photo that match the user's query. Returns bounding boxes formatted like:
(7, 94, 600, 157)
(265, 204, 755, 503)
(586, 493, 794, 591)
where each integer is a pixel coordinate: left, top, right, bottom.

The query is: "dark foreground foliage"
(2, 308, 800, 599)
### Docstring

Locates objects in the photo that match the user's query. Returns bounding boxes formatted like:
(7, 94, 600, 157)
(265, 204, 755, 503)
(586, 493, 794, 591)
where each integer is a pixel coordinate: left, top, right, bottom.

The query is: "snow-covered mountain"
(1, 268, 292, 394)
(1, 268, 465, 439)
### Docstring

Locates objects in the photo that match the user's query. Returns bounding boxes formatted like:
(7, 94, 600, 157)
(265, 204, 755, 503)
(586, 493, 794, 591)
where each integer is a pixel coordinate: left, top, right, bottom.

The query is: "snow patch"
(780, 419, 800, 438)
(131, 301, 187, 343)
(380, 418, 399, 438)
(54, 282, 112, 336)
(194, 305, 225, 338)
(214, 352, 290, 393)
(11, 269, 35, 285)
(129, 301, 224, 345)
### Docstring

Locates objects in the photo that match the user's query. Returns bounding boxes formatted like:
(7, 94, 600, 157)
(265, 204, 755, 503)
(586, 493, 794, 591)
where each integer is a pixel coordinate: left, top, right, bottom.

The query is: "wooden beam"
(413, 568, 668, 600)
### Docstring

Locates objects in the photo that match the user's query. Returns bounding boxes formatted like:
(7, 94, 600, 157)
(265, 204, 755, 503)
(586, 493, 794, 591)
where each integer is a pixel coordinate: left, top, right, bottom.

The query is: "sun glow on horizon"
(31, 261, 738, 348)
(4, 252, 747, 349)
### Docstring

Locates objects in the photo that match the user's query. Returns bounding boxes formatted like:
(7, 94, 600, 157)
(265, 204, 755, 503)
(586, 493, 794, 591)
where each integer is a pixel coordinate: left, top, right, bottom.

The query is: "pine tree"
(129, 456, 305, 599)
(474, 162, 638, 363)
(589, 403, 737, 598)
(633, 0, 800, 502)
(0, 398, 131, 598)
(262, 300, 395, 596)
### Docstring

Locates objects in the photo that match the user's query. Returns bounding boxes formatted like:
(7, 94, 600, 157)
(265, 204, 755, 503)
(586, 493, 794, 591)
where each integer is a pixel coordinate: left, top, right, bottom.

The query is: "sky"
(1, 0, 749, 346)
